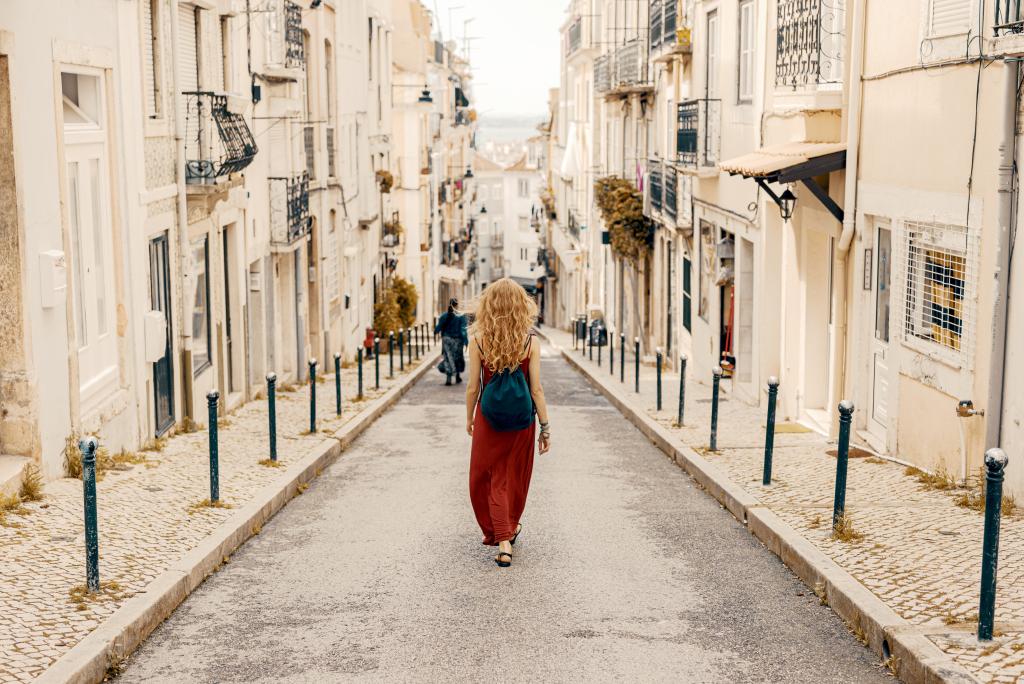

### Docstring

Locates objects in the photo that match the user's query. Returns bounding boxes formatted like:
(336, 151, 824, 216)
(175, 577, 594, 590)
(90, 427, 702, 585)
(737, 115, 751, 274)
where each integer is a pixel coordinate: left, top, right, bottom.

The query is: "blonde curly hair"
(465, 278, 538, 373)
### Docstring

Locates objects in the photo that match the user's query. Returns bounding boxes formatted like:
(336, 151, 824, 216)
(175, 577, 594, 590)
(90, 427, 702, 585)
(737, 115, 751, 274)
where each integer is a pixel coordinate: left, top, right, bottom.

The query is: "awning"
(511, 276, 539, 293)
(720, 141, 847, 223)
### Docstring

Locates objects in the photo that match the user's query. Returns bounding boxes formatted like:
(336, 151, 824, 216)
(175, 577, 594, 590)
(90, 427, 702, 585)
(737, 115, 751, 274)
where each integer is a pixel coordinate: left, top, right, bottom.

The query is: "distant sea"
(476, 113, 547, 145)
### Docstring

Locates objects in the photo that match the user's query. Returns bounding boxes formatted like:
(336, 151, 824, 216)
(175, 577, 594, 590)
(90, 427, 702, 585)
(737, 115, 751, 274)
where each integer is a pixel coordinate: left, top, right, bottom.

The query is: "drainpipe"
(832, 0, 867, 427)
(985, 58, 1018, 451)
(170, 0, 192, 417)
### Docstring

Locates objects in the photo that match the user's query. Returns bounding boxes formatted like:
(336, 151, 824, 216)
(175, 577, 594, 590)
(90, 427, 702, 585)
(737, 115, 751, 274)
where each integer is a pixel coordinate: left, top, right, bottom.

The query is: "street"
(119, 342, 887, 683)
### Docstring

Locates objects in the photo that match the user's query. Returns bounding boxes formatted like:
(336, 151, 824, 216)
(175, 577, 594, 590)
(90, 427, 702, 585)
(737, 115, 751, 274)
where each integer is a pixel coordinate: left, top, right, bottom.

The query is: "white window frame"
(706, 9, 719, 99)
(142, 0, 163, 119)
(738, 0, 755, 103)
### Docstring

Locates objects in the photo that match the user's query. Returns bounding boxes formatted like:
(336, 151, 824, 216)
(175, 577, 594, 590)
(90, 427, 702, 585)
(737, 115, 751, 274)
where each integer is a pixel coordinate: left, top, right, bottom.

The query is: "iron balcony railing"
(284, 0, 304, 68)
(566, 17, 582, 56)
(269, 172, 312, 245)
(665, 165, 678, 220)
(454, 109, 472, 126)
(776, 0, 844, 89)
(676, 99, 721, 170)
(613, 39, 647, 88)
(595, 53, 612, 93)
(183, 92, 258, 183)
(492, 233, 504, 249)
(996, 0, 1024, 34)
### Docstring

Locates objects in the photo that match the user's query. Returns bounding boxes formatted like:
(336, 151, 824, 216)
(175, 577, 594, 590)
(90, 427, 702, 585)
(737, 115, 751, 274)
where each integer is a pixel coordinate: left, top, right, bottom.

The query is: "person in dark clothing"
(435, 298, 468, 385)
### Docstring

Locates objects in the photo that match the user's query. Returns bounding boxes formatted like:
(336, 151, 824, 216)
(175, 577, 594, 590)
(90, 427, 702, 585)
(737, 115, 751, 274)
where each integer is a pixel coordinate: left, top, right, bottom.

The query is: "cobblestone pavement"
(120, 344, 887, 683)
(551, 327, 1023, 683)
(0, 343, 433, 683)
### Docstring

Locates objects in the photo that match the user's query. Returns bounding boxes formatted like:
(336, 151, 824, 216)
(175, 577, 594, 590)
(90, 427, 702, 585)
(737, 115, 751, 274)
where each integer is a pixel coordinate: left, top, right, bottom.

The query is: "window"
(518, 216, 528, 232)
(902, 221, 975, 358)
(142, 0, 162, 117)
(326, 210, 339, 300)
(304, 125, 316, 180)
(220, 15, 231, 92)
(518, 179, 529, 197)
(928, 0, 971, 37)
(682, 255, 692, 332)
(706, 10, 719, 98)
(738, 0, 755, 102)
(191, 237, 212, 374)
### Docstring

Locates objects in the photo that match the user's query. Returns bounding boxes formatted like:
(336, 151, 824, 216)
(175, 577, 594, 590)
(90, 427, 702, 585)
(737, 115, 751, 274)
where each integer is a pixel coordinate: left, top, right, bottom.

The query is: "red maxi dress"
(470, 346, 536, 546)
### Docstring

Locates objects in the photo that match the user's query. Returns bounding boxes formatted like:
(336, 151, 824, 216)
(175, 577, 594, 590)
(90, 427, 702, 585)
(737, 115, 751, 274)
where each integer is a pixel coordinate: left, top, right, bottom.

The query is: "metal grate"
(775, 0, 845, 89)
(899, 221, 977, 362)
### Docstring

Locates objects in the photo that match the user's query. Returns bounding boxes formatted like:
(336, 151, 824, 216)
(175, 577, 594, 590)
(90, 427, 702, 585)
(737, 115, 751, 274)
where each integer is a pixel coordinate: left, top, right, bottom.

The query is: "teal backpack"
(480, 339, 534, 432)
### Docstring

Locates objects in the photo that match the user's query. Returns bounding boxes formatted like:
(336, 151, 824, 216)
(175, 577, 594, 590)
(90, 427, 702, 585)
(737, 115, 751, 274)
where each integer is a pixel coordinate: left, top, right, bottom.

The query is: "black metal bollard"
(207, 390, 220, 502)
(374, 338, 380, 389)
(79, 436, 100, 591)
(634, 337, 640, 394)
(620, 332, 625, 383)
(609, 329, 614, 376)
(407, 325, 413, 365)
(357, 348, 364, 398)
(978, 448, 1009, 641)
(656, 349, 663, 411)
(308, 359, 317, 433)
(709, 367, 722, 451)
(388, 331, 395, 378)
(763, 377, 780, 485)
(415, 325, 421, 360)
(333, 354, 341, 416)
(677, 354, 687, 426)
(399, 329, 405, 371)
(598, 331, 603, 365)
(267, 372, 278, 460)
(832, 400, 855, 530)
(588, 324, 593, 361)
(581, 317, 587, 357)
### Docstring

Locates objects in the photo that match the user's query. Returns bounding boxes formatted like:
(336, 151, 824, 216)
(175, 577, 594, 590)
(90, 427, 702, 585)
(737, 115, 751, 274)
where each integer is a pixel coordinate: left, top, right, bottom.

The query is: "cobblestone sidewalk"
(0, 345, 437, 683)
(546, 327, 1023, 683)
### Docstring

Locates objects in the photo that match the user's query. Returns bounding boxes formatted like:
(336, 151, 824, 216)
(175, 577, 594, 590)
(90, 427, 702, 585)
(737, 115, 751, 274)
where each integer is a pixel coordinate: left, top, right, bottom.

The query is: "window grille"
(899, 221, 977, 363)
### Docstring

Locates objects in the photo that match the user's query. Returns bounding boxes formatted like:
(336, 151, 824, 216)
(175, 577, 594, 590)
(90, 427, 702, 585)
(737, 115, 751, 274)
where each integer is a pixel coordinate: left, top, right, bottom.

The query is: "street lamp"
(480, 204, 487, 214)
(778, 189, 796, 221)
(464, 167, 474, 179)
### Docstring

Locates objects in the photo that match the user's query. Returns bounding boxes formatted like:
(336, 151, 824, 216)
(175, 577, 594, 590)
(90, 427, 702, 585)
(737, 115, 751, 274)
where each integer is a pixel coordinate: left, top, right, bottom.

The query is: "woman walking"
(435, 298, 468, 385)
(464, 279, 551, 568)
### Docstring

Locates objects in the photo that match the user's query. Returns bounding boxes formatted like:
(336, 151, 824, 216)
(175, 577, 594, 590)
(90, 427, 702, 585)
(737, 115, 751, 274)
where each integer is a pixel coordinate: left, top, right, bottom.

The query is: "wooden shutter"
(142, 0, 158, 116)
(929, 0, 971, 37)
(177, 4, 198, 93)
(211, 14, 225, 92)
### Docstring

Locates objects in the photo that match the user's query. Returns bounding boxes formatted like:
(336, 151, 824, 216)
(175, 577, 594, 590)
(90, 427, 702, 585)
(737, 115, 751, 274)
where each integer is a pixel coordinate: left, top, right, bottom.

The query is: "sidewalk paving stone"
(545, 326, 1022, 683)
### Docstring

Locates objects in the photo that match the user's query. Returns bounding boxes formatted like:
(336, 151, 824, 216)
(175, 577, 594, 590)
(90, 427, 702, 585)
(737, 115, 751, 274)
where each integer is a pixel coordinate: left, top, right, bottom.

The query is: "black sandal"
(510, 524, 523, 546)
(495, 551, 512, 568)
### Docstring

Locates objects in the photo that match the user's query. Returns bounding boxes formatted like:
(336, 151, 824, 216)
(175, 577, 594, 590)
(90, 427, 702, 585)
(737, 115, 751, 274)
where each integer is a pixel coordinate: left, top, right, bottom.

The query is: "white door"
(869, 222, 893, 440)
(62, 71, 118, 410)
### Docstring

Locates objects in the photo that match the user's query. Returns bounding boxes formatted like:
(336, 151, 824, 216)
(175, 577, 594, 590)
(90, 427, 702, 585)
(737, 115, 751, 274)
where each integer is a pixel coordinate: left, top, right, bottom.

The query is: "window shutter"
(177, 4, 198, 92)
(142, 0, 158, 116)
(929, 0, 971, 37)
(211, 14, 224, 92)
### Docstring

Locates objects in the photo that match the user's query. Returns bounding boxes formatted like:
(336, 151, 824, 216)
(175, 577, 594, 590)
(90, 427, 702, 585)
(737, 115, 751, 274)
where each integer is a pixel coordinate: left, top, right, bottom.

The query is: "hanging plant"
(392, 276, 419, 328)
(594, 176, 652, 264)
(376, 169, 394, 194)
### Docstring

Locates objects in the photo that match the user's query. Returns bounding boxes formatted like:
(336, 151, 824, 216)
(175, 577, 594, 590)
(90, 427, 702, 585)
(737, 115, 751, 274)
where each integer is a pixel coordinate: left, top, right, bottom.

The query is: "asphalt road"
(119, 343, 890, 683)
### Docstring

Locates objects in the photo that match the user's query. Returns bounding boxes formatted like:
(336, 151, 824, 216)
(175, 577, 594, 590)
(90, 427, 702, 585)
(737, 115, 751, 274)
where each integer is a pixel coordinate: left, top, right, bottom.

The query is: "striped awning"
(719, 142, 846, 182)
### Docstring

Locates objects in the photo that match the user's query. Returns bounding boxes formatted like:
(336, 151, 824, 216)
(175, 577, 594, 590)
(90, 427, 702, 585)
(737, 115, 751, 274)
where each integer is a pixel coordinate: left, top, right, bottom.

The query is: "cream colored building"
(0, 0, 470, 489)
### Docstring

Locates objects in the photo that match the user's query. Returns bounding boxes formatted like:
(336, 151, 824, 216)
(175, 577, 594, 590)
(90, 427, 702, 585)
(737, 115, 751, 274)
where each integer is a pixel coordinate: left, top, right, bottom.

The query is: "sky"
(427, 0, 565, 118)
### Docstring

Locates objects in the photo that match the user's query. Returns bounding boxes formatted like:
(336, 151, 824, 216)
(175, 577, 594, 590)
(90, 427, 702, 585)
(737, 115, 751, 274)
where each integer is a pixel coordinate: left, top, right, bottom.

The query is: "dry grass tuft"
(258, 458, 283, 468)
(955, 467, 1017, 517)
(64, 433, 83, 479)
(864, 457, 886, 465)
(0, 492, 29, 527)
(883, 655, 901, 676)
(68, 580, 126, 612)
(296, 482, 309, 494)
(808, 513, 823, 529)
(848, 617, 869, 646)
(181, 416, 202, 434)
(19, 464, 44, 502)
(942, 611, 975, 626)
(831, 514, 865, 543)
(141, 436, 167, 453)
(813, 582, 828, 606)
(904, 464, 958, 491)
(186, 498, 233, 515)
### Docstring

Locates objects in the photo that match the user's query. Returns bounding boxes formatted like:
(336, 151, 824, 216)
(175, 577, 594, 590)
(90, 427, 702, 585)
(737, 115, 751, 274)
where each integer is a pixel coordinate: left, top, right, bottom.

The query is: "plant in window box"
(376, 169, 394, 194)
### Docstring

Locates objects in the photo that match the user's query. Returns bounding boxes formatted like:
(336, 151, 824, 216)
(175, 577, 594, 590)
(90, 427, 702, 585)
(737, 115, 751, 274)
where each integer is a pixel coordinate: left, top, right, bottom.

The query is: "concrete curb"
(37, 348, 441, 684)
(541, 332, 977, 684)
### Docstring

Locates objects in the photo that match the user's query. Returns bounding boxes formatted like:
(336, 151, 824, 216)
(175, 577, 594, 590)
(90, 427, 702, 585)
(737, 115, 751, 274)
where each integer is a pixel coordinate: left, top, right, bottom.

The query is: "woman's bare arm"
(465, 337, 482, 436)
(527, 338, 550, 453)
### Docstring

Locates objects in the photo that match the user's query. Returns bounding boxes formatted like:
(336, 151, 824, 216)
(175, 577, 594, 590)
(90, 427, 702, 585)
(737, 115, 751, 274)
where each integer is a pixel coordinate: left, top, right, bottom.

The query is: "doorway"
(149, 234, 174, 435)
(221, 226, 235, 394)
(869, 221, 893, 442)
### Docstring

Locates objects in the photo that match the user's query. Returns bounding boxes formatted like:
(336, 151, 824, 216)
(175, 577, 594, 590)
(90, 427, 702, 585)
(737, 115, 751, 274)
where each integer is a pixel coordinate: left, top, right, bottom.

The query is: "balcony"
(996, 0, 1024, 34)
(382, 214, 403, 249)
(664, 165, 678, 220)
(676, 99, 721, 172)
(651, 0, 694, 59)
(269, 173, 311, 246)
(183, 92, 257, 184)
(775, 0, 844, 90)
(566, 17, 582, 56)
(608, 39, 651, 94)
(594, 53, 612, 93)
(264, 0, 305, 78)
(648, 160, 664, 216)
